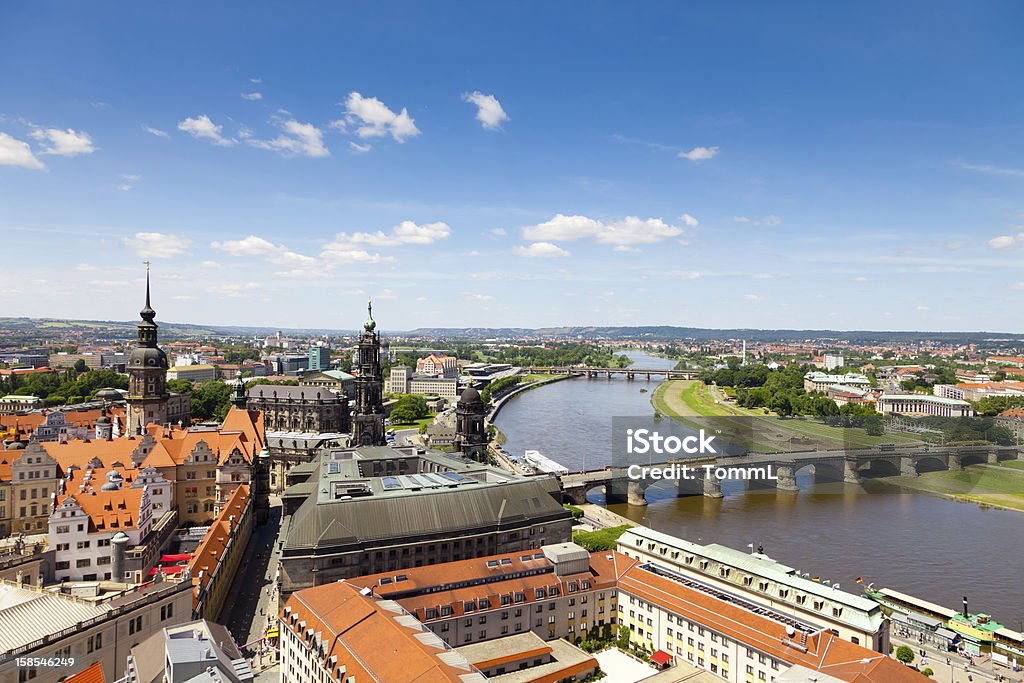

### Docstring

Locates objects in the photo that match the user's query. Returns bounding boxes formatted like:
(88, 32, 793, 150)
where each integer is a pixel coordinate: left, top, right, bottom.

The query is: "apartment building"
(48, 465, 173, 583)
(346, 542, 628, 648)
(617, 527, 889, 652)
(188, 484, 253, 621)
(115, 619, 253, 683)
(617, 560, 920, 682)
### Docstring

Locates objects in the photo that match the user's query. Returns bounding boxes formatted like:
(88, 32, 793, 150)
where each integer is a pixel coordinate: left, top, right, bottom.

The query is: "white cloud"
(489, 227, 507, 237)
(0, 132, 45, 169)
(988, 233, 1024, 250)
(376, 288, 398, 299)
(178, 115, 237, 146)
(854, 276, 871, 283)
(247, 119, 329, 157)
(680, 213, 699, 227)
(465, 293, 495, 301)
(916, 305, 930, 311)
(332, 92, 420, 143)
(211, 235, 279, 256)
(732, 215, 782, 227)
(613, 245, 639, 253)
(462, 91, 509, 130)
(30, 127, 95, 156)
(522, 214, 684, 246)
(743, 293, 762, 301)
(172, 295, 198, 301)
(1012, 282, 1024, 291)
(143, 125, 169, 138)
(349, 142, 372, 153)
(74, 263, 97, 272)
(200, 260, 220, 268)
(678, 146, 719, 161)
(523, 214, 602, 241)
(514, 242, 571, 258)
(118, 183, 133, 192)
(250, 77, 262, 84)
(242, 92, 263, 101)
(207, 282, 261, 298)
(122, 232, 191, 258)
(329, 221, 451, 248)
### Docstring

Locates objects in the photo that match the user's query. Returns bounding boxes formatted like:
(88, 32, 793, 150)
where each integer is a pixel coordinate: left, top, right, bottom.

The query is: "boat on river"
(523, 449, 570, 476)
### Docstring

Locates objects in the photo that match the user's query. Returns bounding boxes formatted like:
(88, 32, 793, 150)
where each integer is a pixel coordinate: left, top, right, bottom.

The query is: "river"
(493, 350, 1024, 629)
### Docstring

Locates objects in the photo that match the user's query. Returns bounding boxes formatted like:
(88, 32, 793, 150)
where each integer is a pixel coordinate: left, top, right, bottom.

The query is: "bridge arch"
(858, 458, 900, 478)
(959, 453, 986, 467)
(915, 456, 949, 475)
(795, 461, 844, 484)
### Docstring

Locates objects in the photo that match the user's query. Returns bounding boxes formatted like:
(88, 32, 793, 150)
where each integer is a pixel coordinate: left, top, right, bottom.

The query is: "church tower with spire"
(351, 299, 386, 446)
(126, 264, 170, 435)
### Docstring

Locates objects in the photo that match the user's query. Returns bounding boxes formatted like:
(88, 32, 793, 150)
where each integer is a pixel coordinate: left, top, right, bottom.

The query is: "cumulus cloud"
(332, 92, 420, 143)
(242, 92, 263, 101)
(178, 115, 237, 146)
(680, 213, 699, 227)
(514, 242, 571, 258)
(122, 231, 191, 258)
(489, 228, 507, 237)
(462, 91, 509, 130)
(522, 214, 685, 247)
(143, 125, 169, 138)
(0, 132, 45, 169)
(247, 119, 329, 157)
(349, 142, 372, 153)
(988, 231, 1024, 249)
(30, 128, 95, 156)
(328, 221, 451, 248)
(678, 146, 719, 161)
(75, 263, 98, 272)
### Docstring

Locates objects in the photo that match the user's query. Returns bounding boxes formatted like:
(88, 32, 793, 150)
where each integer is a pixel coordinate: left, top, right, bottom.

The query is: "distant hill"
(1, 317, 1020, 346)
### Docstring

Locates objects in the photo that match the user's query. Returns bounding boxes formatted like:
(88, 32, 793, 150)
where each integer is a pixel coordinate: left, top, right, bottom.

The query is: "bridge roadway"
(558, 443, 1021, 506)
(526, 366, 700, 380)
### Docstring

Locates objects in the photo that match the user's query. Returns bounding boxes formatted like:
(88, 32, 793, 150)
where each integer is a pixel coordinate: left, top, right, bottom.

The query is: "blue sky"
(2, 2, 1023, 331)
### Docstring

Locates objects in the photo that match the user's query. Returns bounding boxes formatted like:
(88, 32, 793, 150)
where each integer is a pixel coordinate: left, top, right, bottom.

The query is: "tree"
(190, 381, 232, 422)
(73, 359, 88, 373)
(167, 379, 193, 394)
(895, 645, 915, 665)
(390, 394, 430, 424)
(921, 667, 934, 678)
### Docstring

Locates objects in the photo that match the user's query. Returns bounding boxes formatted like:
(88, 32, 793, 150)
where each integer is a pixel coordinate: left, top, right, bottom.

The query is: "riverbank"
(877, 461, 1024, 513)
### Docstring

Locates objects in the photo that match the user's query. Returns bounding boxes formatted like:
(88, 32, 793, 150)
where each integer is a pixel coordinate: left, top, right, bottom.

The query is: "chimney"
(962, 596, 969, 618)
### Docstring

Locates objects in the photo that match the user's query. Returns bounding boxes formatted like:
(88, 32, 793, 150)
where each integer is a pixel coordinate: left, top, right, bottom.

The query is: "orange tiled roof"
(64, 661, 105, 683)
(188, 483, 250, 606)
(349, 549, 633, 625)
(56, 478, 144, 533)
(282, 580, 474, 682)
(619, 564, 925, 682)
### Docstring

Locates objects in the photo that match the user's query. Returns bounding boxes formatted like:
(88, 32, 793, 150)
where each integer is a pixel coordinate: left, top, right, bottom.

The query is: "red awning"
(651, 650, 672, 666)
(160, 553, 192, 563)
(148, 564, 188, 576)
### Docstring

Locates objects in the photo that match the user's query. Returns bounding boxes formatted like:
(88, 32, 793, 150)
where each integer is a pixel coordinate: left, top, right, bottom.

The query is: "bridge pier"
(626, 372, 634, 381)
(702, 472, 723, 498)
(627, 480, 648, 506)
(843, 457, 860, 484)
(988, 449, 1000, 464)
(900, 455, 918, 478)
(775, 462, 799, 493)
(947, 454, 962, 472)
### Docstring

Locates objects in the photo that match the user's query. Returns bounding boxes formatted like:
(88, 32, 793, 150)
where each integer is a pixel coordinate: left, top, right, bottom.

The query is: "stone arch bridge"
(559, 444, 1020, 506)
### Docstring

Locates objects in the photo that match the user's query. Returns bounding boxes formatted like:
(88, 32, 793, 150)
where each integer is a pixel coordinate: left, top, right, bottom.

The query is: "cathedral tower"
(351, 300, 385, 446)
(126, 264, 169, 435)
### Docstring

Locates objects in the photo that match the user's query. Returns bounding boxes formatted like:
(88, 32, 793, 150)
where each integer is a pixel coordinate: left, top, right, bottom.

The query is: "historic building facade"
(351, 301, 386, 447)
(245, 385, 350, 433)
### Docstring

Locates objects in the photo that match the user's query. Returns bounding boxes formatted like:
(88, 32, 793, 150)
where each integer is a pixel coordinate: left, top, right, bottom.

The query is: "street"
(221, 494, 284, 676)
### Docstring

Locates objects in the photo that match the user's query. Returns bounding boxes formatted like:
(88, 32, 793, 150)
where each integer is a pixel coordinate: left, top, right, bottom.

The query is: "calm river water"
(493, 351, 1024, 628)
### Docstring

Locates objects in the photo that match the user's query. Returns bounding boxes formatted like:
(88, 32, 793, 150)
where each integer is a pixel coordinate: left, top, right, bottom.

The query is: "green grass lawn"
(572, 525, 632, 551)
(884, 464, 1024, 512)
(388, 415, 437, 430)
